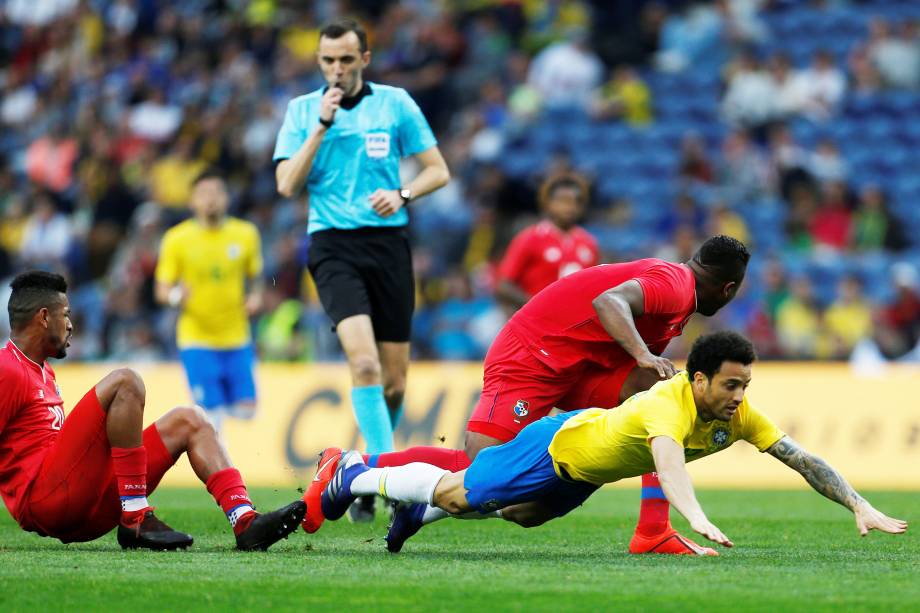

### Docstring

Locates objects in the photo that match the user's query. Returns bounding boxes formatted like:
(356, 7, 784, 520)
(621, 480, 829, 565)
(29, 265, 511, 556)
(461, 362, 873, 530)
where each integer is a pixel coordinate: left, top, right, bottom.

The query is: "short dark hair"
(686, 330, 757, 381)
(319, 18, 368, 53)
(693, 235, 750, 283)
(192, 167, 225, 186)
(8, 271, 68, 330)
(539, 171, 589, 206)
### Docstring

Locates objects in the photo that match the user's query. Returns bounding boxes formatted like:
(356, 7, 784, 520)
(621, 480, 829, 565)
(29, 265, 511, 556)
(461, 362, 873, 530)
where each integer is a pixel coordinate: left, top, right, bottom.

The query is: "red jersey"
(0, 341, 65, 521)
(497, 221, 599, 297)
(506, 259, 696, 372)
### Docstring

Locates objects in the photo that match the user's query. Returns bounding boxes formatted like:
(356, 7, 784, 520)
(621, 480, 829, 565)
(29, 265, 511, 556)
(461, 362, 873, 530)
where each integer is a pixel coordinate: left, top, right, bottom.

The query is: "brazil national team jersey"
(155, 218, 262, 349)
(272, 82, 437, 234)
(548, 373, 785, 486)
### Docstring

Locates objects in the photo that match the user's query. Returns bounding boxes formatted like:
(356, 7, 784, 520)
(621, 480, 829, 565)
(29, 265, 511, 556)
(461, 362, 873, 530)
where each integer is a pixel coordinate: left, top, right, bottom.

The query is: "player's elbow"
(276, 181, 295, 199)
(437, 166, 451, 188)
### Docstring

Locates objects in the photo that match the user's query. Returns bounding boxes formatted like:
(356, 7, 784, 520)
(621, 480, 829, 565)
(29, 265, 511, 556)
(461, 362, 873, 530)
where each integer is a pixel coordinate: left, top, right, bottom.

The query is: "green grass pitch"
(1, 488, 916, 612)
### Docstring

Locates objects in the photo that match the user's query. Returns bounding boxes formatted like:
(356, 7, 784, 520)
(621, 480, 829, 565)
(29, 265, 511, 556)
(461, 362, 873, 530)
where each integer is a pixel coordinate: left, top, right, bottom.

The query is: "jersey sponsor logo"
(313, 455, 338, 482)
(512, 400, 529, 420)
(365, 132, 390, 158)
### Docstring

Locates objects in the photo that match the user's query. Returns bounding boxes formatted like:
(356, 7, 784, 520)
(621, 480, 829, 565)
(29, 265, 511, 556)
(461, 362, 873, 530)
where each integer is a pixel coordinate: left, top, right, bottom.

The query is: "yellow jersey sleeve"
(740, 401, 785, 452)
(155, 229, 180, 284)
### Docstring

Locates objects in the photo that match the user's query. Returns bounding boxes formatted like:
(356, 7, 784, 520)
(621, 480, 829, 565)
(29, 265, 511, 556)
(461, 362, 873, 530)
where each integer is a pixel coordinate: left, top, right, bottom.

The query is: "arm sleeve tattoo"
(766, 436, 865, 511)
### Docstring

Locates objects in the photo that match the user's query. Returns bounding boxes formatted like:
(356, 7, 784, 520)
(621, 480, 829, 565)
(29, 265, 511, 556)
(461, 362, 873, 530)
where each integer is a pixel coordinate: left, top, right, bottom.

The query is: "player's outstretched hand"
(690, 518, 734, 548)
(636, 353, 678, 380)
(854, 502, 908, 536)
(369, 189, 404, 217)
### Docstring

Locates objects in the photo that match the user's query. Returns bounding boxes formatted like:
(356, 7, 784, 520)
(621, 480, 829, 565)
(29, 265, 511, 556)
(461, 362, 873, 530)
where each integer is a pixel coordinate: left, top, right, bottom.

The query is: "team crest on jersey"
(712, 427, 730, 447)
(513, 399, 529, 418)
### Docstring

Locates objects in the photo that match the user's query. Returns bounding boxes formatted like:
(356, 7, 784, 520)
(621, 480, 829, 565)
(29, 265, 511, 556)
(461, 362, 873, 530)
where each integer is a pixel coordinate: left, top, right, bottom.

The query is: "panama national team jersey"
(0, 341, 65, 521)
(548, 373, 785, 486)
(155, 218, 262, 349)
(506, 258, 696, 372)
(497, 221, 599, 297)
(272, 82, 437, 234)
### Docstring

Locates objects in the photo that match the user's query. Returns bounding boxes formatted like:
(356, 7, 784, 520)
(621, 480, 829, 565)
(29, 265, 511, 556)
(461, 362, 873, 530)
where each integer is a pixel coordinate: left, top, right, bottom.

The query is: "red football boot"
(302, 447, 342, 533)
(628, 525, 719, 556)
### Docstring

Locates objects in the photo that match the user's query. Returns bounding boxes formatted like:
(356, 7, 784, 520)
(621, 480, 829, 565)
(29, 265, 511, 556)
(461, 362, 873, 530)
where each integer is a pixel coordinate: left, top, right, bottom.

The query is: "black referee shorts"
(307, 226, 415, 343)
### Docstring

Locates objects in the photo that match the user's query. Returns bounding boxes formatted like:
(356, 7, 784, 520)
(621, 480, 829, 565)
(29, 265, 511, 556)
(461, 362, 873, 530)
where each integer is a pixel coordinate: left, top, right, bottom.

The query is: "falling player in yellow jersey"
(319, 330, 907, 553)
(155, 169, 264, 430)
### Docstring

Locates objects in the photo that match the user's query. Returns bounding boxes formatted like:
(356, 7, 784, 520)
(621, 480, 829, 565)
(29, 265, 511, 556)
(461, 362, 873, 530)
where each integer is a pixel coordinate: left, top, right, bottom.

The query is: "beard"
(54, 345, 67, 359)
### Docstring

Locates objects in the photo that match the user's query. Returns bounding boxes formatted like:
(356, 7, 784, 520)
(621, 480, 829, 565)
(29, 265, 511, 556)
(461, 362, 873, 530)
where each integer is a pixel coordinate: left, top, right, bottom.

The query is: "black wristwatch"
(399, 188, 412, 203)
(319, 116, 334, 129)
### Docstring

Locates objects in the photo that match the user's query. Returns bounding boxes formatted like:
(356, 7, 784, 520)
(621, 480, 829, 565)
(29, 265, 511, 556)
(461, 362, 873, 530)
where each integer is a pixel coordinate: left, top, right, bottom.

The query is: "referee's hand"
(320, 86, 343, 123)
(369, 189, 404, 217)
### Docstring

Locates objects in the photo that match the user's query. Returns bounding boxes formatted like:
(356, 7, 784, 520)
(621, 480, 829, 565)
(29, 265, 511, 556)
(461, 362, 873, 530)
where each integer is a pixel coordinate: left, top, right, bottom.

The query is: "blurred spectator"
(591, 65, 653, 125)
(810, 181, 852, 252)
(25, 124, 78, 196)
(795, 50, 846, 120)
(706, 203, 750, 247)
(655, 2, 726, 73)
(866, 18, 920, 90)
(717, 130, 771, 201)
(851, 185, 909, 252)
(721, 51, 777, 129)
(776, 277, 830, 359)
(761, 258, 791, 323)
(677, 132, 714, 184)
(824, 276, 874, 359)
(809, 139, 848, 186)
(148, 135, 207, 211)
(18, 191, 72, 269)
(874, 263, 920, 359)
(527, 27, 603, 111)
(766, 124, 813, 201)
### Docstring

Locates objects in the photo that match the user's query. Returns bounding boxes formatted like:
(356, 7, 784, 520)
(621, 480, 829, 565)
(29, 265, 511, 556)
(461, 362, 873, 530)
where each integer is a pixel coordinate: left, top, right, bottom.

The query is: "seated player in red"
(0, 271, 305, 550)
(305, 235, 750, 556)
(494, 171, 599, 313)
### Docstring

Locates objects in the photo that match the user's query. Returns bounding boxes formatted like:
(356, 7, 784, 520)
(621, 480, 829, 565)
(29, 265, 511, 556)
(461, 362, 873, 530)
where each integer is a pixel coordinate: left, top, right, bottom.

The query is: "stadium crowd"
(1, 0, 919, 364)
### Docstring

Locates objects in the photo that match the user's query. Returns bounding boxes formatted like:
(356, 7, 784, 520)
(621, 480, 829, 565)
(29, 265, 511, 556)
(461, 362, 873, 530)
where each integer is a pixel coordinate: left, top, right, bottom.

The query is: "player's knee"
(383, 380, 405, 407)
(112, 367, 146, 405)
(437, 495, 469, 516)
(170, 405, 215, 438)
(349, 355, 382, 384)
(503, 506, 550, 528)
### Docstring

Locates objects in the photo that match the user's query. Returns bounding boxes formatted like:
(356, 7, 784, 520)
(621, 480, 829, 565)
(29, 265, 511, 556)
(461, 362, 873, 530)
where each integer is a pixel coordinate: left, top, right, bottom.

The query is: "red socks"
(636, 472, 671, 536)
(112, 446, 150, 526)
(206, 468, 256, 536)
(363, 447, 472, 471)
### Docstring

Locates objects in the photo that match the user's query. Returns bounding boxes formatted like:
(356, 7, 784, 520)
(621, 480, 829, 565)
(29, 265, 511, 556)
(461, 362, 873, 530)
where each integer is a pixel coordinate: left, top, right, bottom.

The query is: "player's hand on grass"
(690, 518, 733, 548)
(320, 86, 343, 123)
(636, 353, 677, 379)
(369, 189, 403, 217)
(854, 502, 908, 536)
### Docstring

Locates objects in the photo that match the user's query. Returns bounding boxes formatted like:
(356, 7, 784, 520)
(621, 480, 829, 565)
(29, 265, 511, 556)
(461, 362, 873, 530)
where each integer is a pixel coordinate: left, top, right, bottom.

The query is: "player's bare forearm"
(403, 147, 450, 200)
(592, 283, 649, 360)
(276, 126, 328, 198)
(651, 437, 705, 523)
(495, 280, 530, 311)
(767, 436, 865, 511)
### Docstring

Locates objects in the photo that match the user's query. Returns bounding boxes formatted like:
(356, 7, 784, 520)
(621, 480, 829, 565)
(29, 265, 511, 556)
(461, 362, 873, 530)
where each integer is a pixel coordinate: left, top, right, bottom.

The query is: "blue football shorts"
(179, 344, 256, 411)
(463, 410, 599, 517)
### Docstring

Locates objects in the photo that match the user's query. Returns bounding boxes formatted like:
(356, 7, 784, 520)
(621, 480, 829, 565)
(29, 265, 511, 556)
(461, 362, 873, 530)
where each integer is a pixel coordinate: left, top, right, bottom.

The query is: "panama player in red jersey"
(495, 172, 599, 312)
(307, 236, 750, 555)
(307, 236, 750, 554)
(0, 271, 305, 550)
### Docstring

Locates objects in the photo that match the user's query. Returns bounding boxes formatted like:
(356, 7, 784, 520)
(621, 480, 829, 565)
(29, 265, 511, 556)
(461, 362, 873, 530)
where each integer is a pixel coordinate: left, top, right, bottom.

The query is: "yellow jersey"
(548, 373, 784, 486)
(155, 218, 262, 348)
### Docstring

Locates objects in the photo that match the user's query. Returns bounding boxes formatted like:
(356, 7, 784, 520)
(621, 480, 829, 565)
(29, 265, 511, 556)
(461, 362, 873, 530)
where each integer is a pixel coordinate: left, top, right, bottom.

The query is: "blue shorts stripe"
(641, 486, 666, 500)
(120, 495, 146, 500)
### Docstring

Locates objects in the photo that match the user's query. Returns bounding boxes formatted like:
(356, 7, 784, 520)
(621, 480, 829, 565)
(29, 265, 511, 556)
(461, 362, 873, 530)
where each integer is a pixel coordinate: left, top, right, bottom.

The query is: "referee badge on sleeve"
(365, 132, 390, 158)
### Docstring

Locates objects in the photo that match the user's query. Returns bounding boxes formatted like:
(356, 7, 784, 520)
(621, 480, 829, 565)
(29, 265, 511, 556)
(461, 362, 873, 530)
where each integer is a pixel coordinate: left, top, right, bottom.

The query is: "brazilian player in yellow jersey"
(155, 169, 264, 429)
(317, 330, 907, 553)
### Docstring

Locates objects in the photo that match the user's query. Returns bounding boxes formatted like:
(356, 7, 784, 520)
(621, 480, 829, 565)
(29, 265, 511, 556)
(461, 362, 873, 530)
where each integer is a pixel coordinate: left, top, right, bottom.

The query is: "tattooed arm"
(766, 436, 908, 535)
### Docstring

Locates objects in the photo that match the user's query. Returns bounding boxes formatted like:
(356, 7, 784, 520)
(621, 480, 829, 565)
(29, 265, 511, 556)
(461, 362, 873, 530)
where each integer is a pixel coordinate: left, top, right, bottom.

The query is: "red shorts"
(467, 328, 636, 442)
(19, 388, 177, 543)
